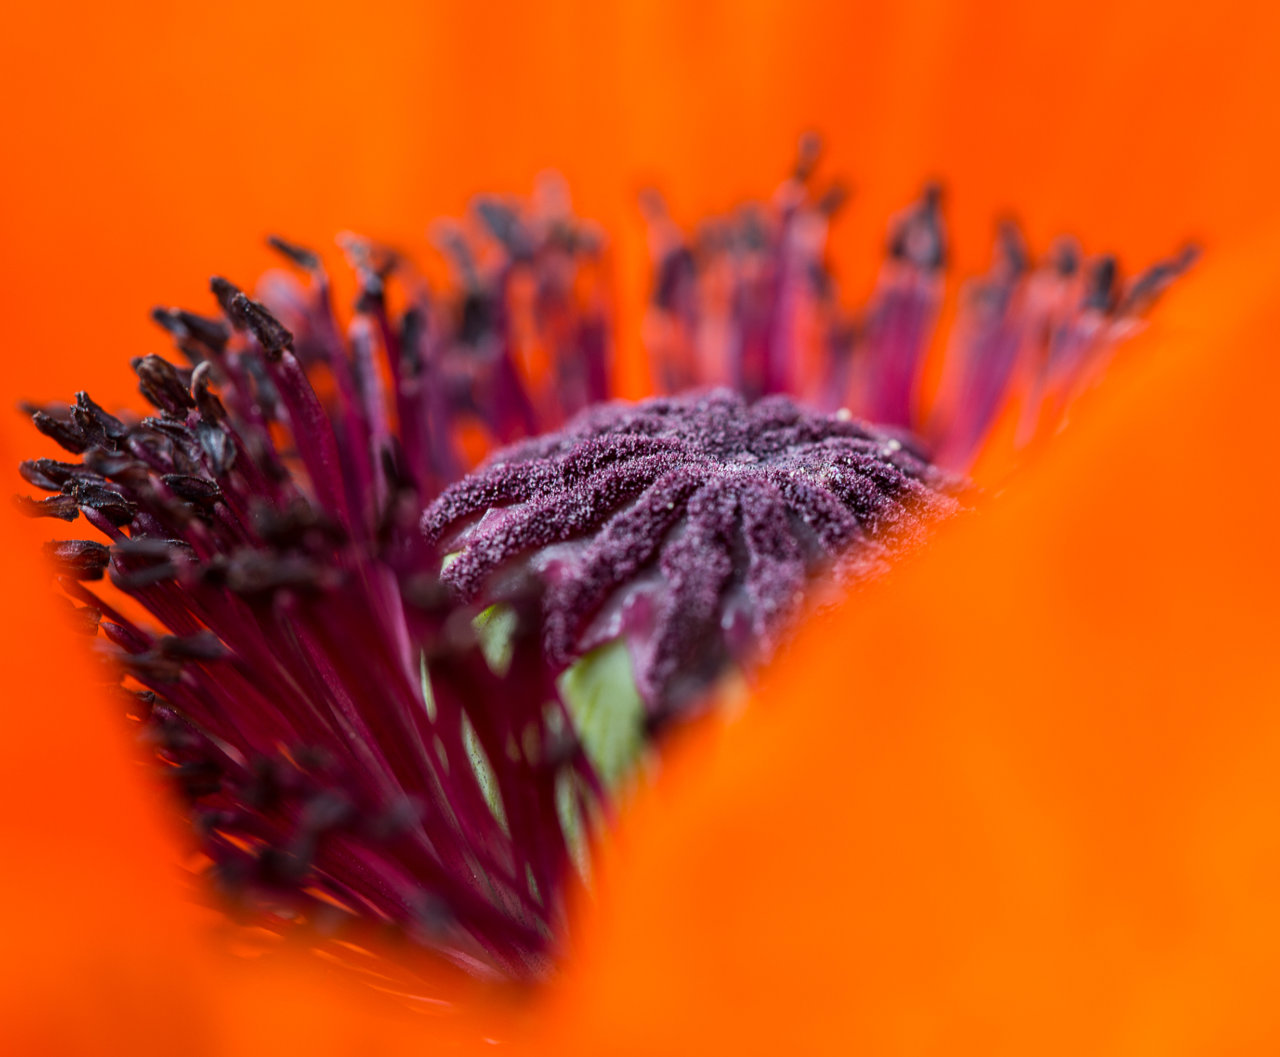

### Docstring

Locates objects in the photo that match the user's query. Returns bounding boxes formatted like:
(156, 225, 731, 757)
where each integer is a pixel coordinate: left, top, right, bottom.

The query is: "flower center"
(16, 140, 1189, 989)
(425, 389, 964, 714)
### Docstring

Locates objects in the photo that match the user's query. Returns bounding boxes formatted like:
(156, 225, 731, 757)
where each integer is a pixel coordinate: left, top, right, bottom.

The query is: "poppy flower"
(3, 1, 1280, 1054)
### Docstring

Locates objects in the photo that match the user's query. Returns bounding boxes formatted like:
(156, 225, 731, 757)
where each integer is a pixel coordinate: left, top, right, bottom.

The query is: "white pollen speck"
(835, 407, 853, 421)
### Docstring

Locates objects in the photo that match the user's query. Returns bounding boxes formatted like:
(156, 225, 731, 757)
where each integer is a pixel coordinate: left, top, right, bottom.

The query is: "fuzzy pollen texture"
(425, 389, 965, 712)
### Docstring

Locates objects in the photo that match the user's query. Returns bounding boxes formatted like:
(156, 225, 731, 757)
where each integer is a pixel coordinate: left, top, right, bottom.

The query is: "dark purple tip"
(229, 293, 294, 360)
(13, 493, 81, 521)
(209, 275, 244, 319)
(131, 355, 196, 414)
(31, 410, 90, 454)
(151, 307, 231, 354)
(267, 235, 323, 273)
(43, 539, 111, 580)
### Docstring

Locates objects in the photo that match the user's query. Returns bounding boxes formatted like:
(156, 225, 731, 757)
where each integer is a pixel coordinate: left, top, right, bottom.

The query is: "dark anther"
(158, 632, 229, 662)
(82, 448, 151, 487)
(110, 563, 181, 590)
(229, 293, 294, 361)
(145, 702, 190, 746)
(432, 224, 479, 287)
(380, 443, 411, 494)
(366, 796, 424, 841)
(1121, 244, 1201, 316)
(299, 789, 353, 833)
(258, 845, 312, 885)
(458, 292, 493, 346)
(144, 416, 199, 444)
(68, 482, 136, 526)
(400, 572, 454, 613)
(221, 550, 330, 596)
(736, 208, 769, 253)
(73, 392, 130, 445)
(239, 356, 281, 421)
(400, 306, 426, 377)
(338, 234, 391, 312)
(539, 729, 585, 772)
(338, 232, 399, 281)
(195, 420, 235, 476)
(246, 757, 285, 811)
(889, 184, 946, 271)
(13, 493, 80, 521)
(109, 539, 191, 587)
(191, 807, 236, 840)
(209, 276, 245, 321)
(173, 759, 224, 800)
(131, 354, 196, 414)
(267, 235, 323, 274)
(19, 458, 84, 492)
(816, 181, 849, 217)
(1053, 238, 1081, 278)
(474, 198, 532, 259)
(792, 131, 823, 183)
(1085, 255, 1118, 312)
(413, 893, 455, 940)
(354, 281, 384, 316)
(43, 539, 111, 580)
(113, 536, 196, 561)
(651, 249, 695, 313)
(31, 410, 89, 454)
(292, 746, 337, 773)
(121, 651, 185, 684)
(251, 498, 344, 548)
(161, 473, 222, 505)
(100, 618, 152, 654)
(996, 220, 1030, 277)
(151, 307, 231, 354)
(642, 702, 679, 741)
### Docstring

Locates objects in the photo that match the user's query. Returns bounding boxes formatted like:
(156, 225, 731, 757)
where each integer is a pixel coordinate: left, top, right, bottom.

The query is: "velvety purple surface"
(425, 389, 964, 711)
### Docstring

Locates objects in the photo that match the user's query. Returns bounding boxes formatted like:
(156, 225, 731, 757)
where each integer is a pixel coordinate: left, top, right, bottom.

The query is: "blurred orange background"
(3, 1, 1280, 1053)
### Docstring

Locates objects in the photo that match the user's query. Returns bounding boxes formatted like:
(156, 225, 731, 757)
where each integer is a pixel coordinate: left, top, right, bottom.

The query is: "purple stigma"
(424, 389, 965, 713)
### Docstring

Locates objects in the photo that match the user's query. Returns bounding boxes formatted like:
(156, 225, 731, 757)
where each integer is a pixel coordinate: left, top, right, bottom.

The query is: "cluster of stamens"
(15, 140, 1189, 985)
(642, 134, 1196, 469)
(19, 192, 611, 982)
